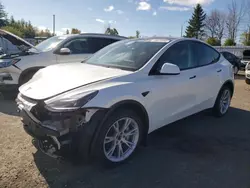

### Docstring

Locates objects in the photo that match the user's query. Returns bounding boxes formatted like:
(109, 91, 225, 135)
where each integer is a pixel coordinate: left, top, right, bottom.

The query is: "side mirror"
(59, 48, 71, 55)
(160, 63, 180, 75)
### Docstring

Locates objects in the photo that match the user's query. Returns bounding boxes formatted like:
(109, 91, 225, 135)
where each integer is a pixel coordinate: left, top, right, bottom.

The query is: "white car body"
(245, 62, 250, 84)
(17, 37, 234, 163)
(0, 30, 126, 90)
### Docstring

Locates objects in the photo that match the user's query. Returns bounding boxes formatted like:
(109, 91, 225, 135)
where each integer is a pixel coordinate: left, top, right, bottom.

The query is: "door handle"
(217, 69, 222, 73)
(189, 75, 196, 79)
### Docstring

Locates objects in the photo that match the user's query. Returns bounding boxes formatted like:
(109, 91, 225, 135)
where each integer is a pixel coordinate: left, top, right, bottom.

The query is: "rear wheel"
(246, 78, 250, 85)
(94, 109, 143, 165)
(213, 86, 232, 117)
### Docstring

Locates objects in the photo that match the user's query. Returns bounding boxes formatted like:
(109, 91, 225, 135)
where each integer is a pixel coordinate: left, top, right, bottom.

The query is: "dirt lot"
(0, 75, 250, 188)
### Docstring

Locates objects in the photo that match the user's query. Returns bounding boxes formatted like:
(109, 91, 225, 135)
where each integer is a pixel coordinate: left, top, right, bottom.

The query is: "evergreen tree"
(185, 4, 206, 39)
(0, 2, 7, 27)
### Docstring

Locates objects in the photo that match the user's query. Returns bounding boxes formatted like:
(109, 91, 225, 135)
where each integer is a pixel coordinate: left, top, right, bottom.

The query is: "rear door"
(191, 41, 222, 109)
(56, 37, 119, 64)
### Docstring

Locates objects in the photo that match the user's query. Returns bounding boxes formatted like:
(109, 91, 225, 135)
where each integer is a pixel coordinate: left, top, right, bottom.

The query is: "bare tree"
(226, 0, 245, 42)
(205, 10, 226, 42)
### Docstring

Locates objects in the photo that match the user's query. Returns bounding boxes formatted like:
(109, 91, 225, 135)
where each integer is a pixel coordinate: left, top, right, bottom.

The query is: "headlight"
(246, 63, 250, 70)
(45, 90, 98, 112)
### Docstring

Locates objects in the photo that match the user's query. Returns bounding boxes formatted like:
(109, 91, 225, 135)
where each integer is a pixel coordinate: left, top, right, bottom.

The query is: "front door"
(146, 40, 200, 131)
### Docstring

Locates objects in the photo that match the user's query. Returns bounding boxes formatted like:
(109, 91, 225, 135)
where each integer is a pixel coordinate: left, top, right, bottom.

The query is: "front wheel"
(213, 86, 232, 117)
(95, 109, 143, 165)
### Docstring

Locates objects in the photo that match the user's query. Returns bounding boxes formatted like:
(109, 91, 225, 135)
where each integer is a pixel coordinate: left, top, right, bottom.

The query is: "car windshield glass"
(35, 36, 67, 52)
(84, 39, 168, 71)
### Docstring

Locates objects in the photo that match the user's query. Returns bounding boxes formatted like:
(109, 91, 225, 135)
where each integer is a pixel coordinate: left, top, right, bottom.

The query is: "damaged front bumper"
(17, 94, 107, 160)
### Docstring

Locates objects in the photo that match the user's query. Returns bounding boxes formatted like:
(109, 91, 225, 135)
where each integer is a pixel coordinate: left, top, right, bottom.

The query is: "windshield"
(85, 39, 168, 71)
(35, 36, 68, 52)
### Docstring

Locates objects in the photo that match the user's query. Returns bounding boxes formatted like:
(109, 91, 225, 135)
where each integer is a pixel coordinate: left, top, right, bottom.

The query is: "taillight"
(0, 59, 20, 68)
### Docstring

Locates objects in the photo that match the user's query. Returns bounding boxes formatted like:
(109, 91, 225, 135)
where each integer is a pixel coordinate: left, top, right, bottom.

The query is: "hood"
(19, 63, 131, 100)
(0, 29, 36, 55)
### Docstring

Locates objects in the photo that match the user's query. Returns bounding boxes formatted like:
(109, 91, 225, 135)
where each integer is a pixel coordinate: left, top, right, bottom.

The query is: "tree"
(224, 38, 236, 46)
(66, 29, 69, 34)
(105, 27, 119, 35)
(136, 30, 140, 38)
(71, 28, 81, 34)
(226, 0, 245, 43)
(206, 37, 221, 46)
(185, 4, 206, 39)
(0, 2, 7, 27)
(240, 31, 250, 46)
(205, 10, 226, 43)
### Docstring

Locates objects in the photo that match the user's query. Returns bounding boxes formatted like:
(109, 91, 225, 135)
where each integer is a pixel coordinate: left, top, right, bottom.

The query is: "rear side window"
(192, 42, 220, 66)
(88, 38, 119, 53)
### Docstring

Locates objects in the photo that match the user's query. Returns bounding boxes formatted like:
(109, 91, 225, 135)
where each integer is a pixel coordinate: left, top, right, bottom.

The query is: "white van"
(0, 29, 126, 91)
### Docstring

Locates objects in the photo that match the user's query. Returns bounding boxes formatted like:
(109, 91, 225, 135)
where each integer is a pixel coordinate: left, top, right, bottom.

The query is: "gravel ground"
(0, 75, 250, 188)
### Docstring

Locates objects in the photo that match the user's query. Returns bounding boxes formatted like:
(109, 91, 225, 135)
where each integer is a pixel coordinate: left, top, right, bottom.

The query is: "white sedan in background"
(17, 37, 234, 165)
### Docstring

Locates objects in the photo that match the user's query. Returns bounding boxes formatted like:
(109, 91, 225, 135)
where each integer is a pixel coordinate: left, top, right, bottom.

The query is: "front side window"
(154, 41, 197, 71)
(64, 38, 90, 54)
(193, 42, 220, 66)
(85, 39, 167, 71)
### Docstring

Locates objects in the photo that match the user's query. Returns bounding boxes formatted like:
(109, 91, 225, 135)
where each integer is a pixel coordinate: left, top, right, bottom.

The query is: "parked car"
(0, 29, 126, 91)
(245, 62, 250, 84)
(221, 51, 241, 74)
(16, 37, 234, 165)
(241, 49, 250, 69)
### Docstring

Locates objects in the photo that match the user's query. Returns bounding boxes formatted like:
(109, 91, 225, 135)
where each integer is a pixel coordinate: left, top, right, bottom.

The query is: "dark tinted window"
(64, 37, 119, 54)
(193, 42, 220, 66)
(154, 41, 197, 71)
(88, 38, 119, 53)
(64, 38, 90, 54)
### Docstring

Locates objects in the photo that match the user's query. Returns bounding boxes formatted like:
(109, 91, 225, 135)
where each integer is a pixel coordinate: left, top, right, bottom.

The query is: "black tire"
(246, 78, 250, 85)
(19, 71, 37, 86)
(212, 86, 232, 117)
(93, 109, 143, 166)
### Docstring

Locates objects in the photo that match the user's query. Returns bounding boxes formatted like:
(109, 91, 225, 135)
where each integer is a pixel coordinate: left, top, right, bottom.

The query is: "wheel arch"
(221, 80, 234, 97)
(18, 66, 45, 84)
(90, 100, 149, 156)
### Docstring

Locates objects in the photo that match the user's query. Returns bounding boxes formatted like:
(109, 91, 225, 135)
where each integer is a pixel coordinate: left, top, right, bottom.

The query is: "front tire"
(213, 86, 232, 117)
(94, 109, 143, 165)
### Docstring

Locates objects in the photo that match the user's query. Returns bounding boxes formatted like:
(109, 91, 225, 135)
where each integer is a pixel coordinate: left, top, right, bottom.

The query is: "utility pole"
(181, 20, 188, 37)
(53, 14, 55, 36)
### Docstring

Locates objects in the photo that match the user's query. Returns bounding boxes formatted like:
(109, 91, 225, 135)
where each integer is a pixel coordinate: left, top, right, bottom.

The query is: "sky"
(2, 0, 248, 37)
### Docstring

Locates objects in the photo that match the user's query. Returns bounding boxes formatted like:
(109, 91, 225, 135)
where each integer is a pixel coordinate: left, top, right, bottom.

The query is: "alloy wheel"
(219, 89, 231, 114)
(103, 117, 139, 163)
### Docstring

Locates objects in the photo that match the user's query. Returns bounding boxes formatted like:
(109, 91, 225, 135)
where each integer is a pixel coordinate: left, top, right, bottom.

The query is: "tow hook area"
(37, 135, 72, 159)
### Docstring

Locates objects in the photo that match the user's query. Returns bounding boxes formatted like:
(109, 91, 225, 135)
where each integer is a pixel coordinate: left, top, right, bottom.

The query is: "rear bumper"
(0, 83, 18, 91)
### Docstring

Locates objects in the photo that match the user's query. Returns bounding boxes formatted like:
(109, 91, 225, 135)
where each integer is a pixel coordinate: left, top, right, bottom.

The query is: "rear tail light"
(0, 59, 20, 68)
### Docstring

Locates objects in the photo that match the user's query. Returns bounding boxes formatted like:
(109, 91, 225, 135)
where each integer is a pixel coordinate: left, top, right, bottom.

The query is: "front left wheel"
(94, 109, 143, 165)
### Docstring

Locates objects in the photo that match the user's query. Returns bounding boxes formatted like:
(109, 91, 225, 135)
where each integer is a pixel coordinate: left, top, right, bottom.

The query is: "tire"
(94, 109, 143, 165)
(19, 71, 37, 86)
(233, 66, 239, 75)
(213, 86, 232, 117)
(246, 78, 250, 85)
